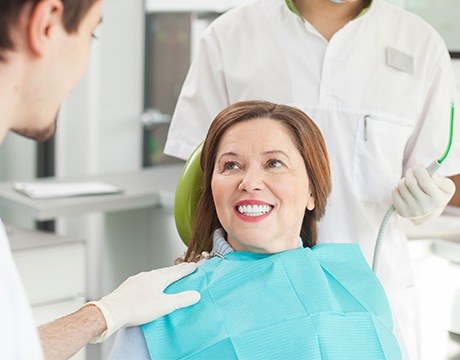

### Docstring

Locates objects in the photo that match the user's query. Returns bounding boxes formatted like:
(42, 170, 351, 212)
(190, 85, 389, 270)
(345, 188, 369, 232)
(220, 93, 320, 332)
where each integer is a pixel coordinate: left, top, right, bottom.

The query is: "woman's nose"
(238, 169, 265, 193)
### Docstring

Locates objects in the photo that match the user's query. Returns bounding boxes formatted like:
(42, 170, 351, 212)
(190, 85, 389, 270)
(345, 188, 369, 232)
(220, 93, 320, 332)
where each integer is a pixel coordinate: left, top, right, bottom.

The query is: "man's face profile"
(6, 0, 103, 143)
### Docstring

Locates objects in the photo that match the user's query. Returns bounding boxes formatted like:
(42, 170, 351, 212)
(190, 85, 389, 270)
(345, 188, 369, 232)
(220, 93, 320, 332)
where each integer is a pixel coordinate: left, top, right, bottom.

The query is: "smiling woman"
(109, 101, 403, 359)
(187, 100, 331, 259)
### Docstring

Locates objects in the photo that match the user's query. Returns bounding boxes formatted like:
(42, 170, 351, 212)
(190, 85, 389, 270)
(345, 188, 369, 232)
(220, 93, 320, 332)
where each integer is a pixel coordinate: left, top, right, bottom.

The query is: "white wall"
(57, 1, 143, 179)
(0, 134, 35, 182)
(0, 134, 35, 228)
(55, 0, 144, 300)
(453, 60, 460, 94)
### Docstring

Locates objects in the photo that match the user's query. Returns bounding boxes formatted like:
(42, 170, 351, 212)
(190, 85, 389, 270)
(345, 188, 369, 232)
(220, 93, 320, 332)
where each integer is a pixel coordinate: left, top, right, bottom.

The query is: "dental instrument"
(372, 102, 456, 272)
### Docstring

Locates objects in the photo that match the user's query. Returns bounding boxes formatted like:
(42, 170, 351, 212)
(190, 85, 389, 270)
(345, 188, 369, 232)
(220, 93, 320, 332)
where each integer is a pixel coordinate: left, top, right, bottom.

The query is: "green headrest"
(174, 144, 203, 245)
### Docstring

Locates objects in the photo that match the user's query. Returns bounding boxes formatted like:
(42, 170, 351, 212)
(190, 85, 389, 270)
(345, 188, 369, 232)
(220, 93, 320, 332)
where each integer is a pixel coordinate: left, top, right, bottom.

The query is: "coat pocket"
(354, 114, 414, 204)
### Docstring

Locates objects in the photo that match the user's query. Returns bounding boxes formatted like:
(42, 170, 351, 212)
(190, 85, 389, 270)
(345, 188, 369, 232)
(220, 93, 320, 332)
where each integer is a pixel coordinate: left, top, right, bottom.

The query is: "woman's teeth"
(237, 204, 272, 217)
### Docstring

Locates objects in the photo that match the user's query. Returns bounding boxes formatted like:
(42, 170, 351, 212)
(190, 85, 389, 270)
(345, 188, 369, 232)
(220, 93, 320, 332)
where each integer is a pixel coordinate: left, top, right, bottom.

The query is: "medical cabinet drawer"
(13, 242, 85, 305)
(8, 225, 86, 307)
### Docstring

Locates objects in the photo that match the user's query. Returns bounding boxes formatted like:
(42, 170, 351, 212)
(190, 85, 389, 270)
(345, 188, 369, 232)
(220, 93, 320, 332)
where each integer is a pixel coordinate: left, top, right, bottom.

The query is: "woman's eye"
(267, 159, 284, 168)
(223, 161, 240, 171)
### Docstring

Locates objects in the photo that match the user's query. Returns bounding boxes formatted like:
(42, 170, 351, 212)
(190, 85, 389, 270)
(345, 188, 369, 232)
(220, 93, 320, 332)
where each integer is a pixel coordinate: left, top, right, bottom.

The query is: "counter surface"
(0, 164, 183, 221)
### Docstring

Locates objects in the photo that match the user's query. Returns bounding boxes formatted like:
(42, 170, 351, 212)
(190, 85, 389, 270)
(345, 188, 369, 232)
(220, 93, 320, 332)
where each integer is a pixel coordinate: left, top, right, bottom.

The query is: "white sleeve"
(0, 220, 44, 359)
(403, 47, 460, 177)
(164, 29, 230, 160)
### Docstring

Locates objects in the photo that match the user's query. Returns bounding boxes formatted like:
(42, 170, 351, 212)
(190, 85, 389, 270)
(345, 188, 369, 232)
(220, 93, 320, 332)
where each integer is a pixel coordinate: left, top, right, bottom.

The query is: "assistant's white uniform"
(0, 219, 43, 359)
(164, 0, 460, 357)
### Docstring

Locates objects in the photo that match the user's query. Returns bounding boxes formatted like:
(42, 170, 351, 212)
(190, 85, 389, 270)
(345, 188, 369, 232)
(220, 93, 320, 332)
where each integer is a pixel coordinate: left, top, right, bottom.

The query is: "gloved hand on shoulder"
(392, 163, 456, 225)
(85, 262, 200, 343)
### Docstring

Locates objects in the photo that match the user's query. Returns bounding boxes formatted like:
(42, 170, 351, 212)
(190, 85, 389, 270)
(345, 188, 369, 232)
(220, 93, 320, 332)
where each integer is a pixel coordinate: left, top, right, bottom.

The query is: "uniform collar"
(284, 0, 373, 21)
(285, 0, 303, 18)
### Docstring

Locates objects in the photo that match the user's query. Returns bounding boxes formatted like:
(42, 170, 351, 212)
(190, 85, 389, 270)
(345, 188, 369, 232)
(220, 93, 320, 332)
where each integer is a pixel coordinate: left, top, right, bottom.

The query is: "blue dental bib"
(142, 244, 401, 359)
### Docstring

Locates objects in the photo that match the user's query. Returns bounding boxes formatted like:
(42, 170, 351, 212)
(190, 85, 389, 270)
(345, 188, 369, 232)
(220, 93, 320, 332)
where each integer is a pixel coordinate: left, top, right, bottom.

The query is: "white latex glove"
(86, 262, 200, 342)
(392, 163, 456, 225)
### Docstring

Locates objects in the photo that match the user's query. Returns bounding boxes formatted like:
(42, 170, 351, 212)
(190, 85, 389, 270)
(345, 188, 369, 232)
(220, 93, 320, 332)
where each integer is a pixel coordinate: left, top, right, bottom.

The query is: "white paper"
(13, 181, 123, 199)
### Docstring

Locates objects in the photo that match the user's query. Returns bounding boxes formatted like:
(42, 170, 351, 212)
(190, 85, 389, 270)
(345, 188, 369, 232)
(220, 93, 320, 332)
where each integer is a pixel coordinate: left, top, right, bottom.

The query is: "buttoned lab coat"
(164, 0, 460, 358)
(0, 219, 43, 359)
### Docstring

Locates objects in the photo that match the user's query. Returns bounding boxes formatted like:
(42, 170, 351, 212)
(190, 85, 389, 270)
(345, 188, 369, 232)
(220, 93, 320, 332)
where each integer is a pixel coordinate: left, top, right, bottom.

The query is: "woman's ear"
(27, 0, 64, 57)
(306, 193, 315, 211)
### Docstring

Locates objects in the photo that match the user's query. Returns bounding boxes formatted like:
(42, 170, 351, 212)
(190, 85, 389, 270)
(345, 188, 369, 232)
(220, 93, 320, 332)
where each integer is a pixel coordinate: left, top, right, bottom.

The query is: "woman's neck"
(294, 0, 371, 41)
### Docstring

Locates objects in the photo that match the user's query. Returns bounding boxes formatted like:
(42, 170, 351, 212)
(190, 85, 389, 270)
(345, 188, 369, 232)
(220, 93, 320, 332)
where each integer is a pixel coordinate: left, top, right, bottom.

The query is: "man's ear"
(27, 0, 64, 57)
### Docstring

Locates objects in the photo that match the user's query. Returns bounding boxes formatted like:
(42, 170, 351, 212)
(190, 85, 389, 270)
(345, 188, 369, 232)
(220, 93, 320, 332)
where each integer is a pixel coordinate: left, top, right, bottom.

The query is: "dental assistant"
(164, 0, 460, 358)
(0, 1, 199, 359)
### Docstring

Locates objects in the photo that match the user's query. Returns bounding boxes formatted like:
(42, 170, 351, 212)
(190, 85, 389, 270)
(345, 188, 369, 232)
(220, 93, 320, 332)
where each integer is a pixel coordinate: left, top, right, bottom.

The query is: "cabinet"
(142, 1, 243, 166)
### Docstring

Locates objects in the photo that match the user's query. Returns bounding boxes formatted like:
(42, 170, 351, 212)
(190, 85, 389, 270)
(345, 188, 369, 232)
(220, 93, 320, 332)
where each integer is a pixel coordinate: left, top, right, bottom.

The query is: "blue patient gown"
(139, 244, 401, 359)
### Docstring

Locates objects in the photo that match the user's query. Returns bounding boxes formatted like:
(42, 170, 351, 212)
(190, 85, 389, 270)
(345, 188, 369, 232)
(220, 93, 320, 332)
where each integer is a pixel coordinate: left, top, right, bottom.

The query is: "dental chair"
(174, 144, 203, 245)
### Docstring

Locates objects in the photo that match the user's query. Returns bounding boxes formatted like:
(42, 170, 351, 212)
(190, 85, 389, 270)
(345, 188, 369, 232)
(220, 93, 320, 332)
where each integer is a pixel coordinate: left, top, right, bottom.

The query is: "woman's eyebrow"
(217, 151, 238, 159)
(263, 150, 290, 159)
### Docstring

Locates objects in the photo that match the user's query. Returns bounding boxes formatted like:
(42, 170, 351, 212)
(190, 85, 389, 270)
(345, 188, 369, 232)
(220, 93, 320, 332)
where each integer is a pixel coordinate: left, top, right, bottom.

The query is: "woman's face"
(211, 118, 315, 253)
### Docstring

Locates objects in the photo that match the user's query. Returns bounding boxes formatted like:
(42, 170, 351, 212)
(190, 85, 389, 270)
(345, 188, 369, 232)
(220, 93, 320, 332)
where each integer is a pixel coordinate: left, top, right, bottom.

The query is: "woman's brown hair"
(184, 100, 331, 262)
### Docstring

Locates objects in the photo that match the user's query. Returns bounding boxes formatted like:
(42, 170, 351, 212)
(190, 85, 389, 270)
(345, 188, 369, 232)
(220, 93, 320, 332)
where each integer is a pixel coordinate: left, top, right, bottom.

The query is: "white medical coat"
(164, 0, 460, 357)
(0, 219, 43, 359)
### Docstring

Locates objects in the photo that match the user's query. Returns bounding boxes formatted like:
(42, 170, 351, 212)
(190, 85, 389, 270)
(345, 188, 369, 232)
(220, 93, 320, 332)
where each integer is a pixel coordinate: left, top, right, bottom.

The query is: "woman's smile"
(234, 200, 274, 222)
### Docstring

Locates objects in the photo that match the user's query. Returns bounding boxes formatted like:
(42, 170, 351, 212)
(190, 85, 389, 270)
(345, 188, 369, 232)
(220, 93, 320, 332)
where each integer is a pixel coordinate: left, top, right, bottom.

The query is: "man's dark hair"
(0, 0, 99, 61)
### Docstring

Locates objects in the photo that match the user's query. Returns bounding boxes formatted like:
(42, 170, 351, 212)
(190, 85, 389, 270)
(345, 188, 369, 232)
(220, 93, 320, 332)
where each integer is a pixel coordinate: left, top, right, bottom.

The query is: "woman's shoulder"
(162, 258, 221, 295)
